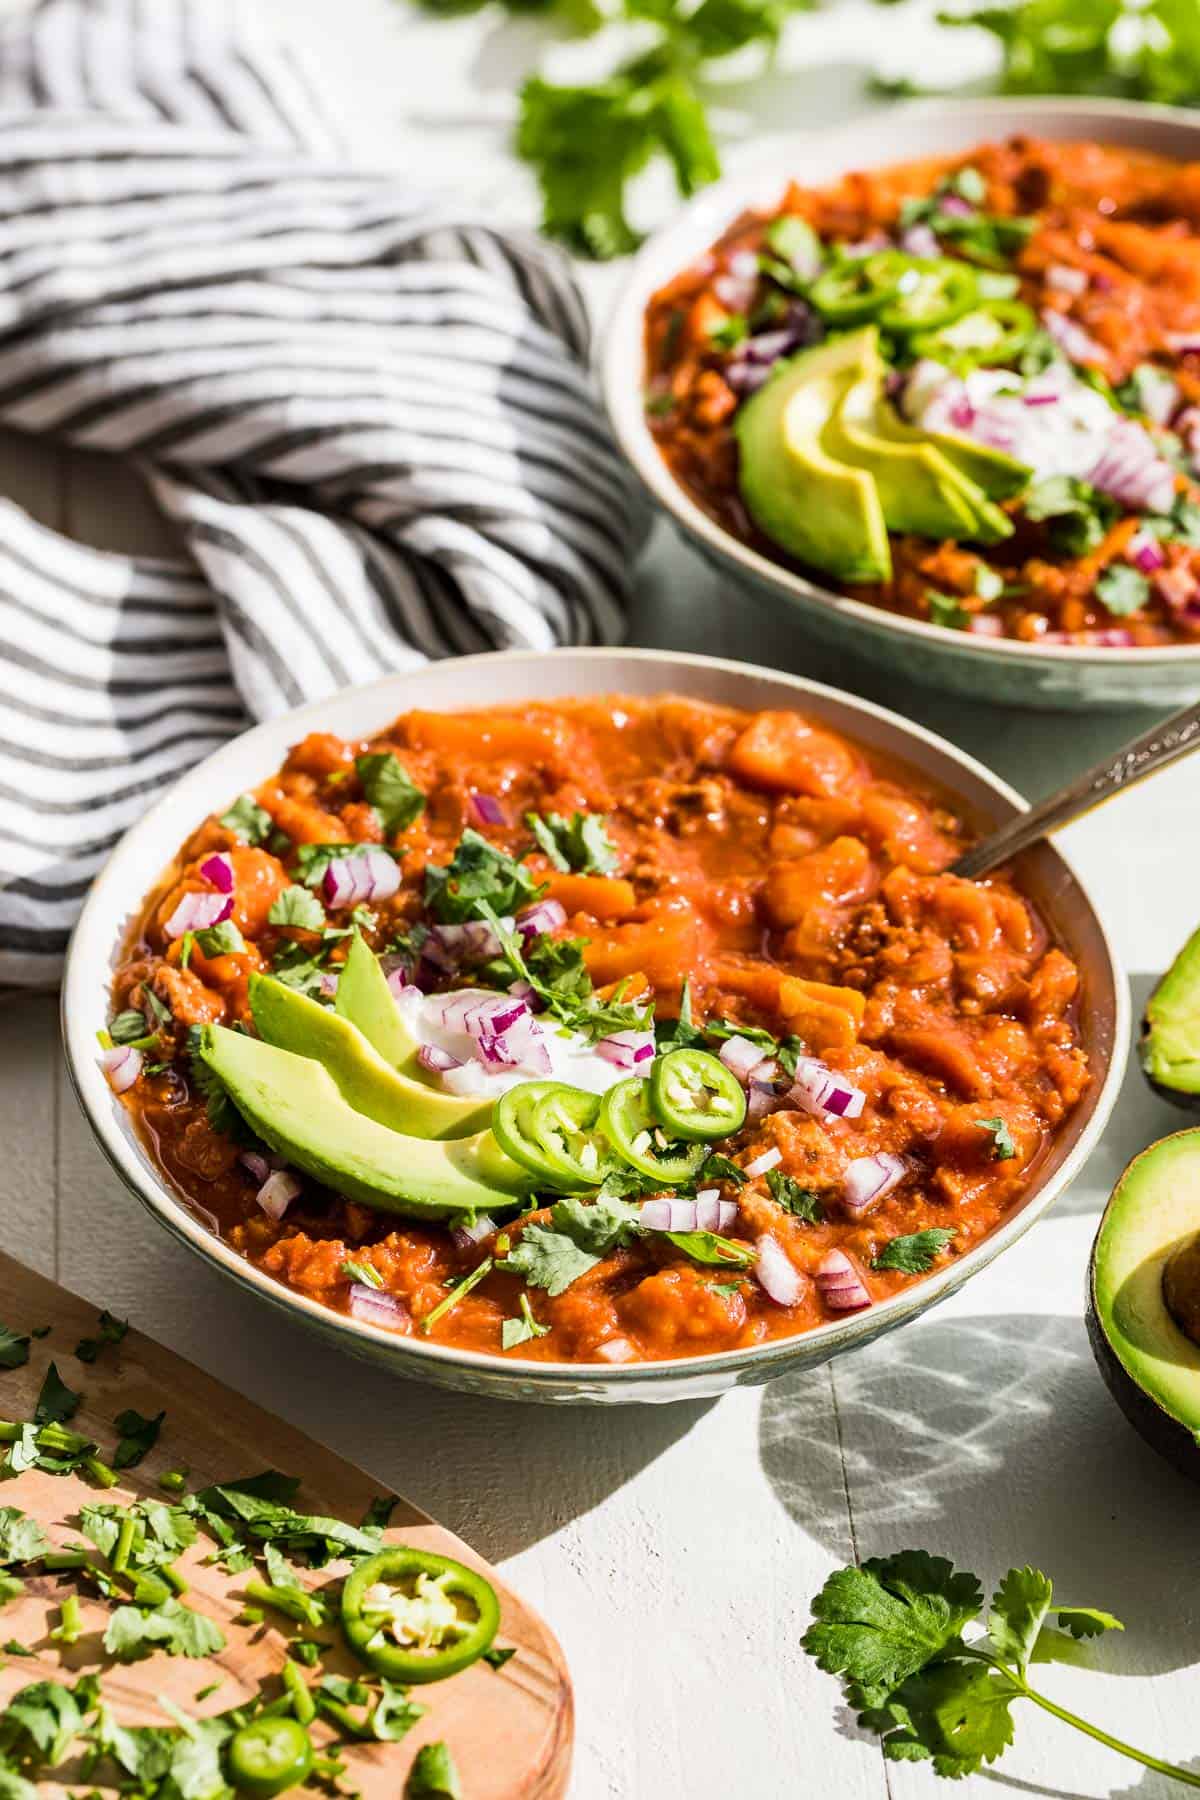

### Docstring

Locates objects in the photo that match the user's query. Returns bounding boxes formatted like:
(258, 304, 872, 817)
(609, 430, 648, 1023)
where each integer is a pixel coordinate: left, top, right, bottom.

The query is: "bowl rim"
(62, 645, 1129, 1388)
(598, 94, 1200, 673)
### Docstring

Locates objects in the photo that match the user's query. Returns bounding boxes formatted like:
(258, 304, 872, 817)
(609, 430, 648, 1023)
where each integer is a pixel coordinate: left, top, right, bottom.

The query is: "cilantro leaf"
(0, 1510, 50, 1568)
(501, 1195, 640, 1296)
(425, 829, 543, 924)
(526, 809, 619, 874)
(803, 1551, 984, 1711)
(700, 1152, 748, 1187)
(766, 1169, 823, 1221)
(74, 1309, 128, 1365)
(103, 1597, 225, 1662)
(1023, 475, 1116, 556)
(501, 1294, 551, 1350)
(872, 1229, 958, 1274)
(219, 793, 273, 845)
(34, 1363, 80, 1427)
(193, 1472, 380, 1562)
(0, 1325, 29, 1371)
(112, 1408, 165, 1470)
(881, 1659, 1016, 1777)
(663, 1229, 755, 1267)
(975, 1116, 1016, 1160)
(1055, 1605, 1124, 1639)
(356, 751, 425, 837)
(483, 1645, 518, 1672)
(269, 884, 327, 931)
(1095, 564, 1150, 617)
(340, 1260, 383, 1289)
(988, 1566, 1054, 1674)
(927, 590, 969, 631)
(109, 1008, 150, 1046)
(193, 918, 246, 957)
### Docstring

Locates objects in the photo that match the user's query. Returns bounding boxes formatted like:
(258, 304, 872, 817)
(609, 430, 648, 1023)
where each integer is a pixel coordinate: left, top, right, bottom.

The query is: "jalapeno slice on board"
(342, 1546, 500, 1684)
(649, 1048, 748, 1142)
(599, 1078, 710, 1183)
(908, 297, 1036, 367)
(809, 249, 908, 325)
(227, 1717, 313, 1797)
(876, 257, 979, 334)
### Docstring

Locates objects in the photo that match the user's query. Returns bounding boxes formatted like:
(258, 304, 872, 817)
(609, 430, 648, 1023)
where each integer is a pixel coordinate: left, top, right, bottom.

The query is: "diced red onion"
(1046, 263, 1088, 296)
(101, 1044, 142, 1093)
(516, 899, 567, 939)
(841, 233, 891, 259)
(348, 1284, 411, 1332)
(318, 970, 339, 998)
(452, 1214, 496, 1251)
(937, 192, 974, 220)
(1080, 627, 1136, 646)
(725, 360, 772, 396)
(469, 792, 507, 828)
(164, 889, 234, 939)
(257, 1169, 301, 1221)
(900, 223, 940, 259)
(640, 1197, 703, 1232)
(1128, 530, 1167, 574)
(1023, 392, 1059, 408)
(595, 1030, 655, 1071)
(749, 1057, 780, 1085)
(718, 1036, 765, 1083)
(418, 1043, 462, 1075)
(787, 1059, 866, 1121)
(385, 966, 412, 1001)
(816, 1248, 872, 1312)
(595, 1337, 636, 1363)
(755, 1235, 804, 1306)
(1041, 307, 1104, 365)
(843, 1152, 907, 1216)
(432, 918, 503, 962)
(713, 273, 756, 311)
(199, 852, 235, 893)
(745, 1146, 783, 1178)
(694, 1191, 739, 1233)
(239, 1150, 271, 1185)
(1154, 565, 1198, 611)
(1135, 367, 1180, 426)
(746, 1083, 787, 1124)
(968, 614, 1005, 637)
(323, 847, 401, 909)
(728, 248, 760, 282)
(1165, 330, 1200, 357)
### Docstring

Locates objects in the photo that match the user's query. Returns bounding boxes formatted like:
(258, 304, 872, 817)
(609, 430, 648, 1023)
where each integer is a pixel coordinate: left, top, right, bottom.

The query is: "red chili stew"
(107, 696, 1089, 1365)
(645, 136, 1200, 646)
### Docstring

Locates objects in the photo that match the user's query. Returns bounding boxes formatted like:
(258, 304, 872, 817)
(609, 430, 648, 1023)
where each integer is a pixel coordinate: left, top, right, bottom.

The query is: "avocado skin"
(1140, 924, 1200, 1111)
(1086, 1130, 1200, 1485)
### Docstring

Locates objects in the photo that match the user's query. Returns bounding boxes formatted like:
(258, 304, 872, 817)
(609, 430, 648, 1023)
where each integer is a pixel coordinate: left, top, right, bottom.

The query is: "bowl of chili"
(63, 649, 1127, 1403)
(601, 99, 1200, 709)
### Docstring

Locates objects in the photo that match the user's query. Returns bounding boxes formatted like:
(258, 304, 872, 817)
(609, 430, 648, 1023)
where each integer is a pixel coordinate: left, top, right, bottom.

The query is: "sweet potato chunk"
(544, 872, 638, 921)
(729, 712, 865, 797)
(763, 837, 875, 927)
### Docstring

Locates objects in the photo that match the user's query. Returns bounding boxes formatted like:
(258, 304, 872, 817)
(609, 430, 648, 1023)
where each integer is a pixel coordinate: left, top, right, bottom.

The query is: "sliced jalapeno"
(342, 1546, 500, 1684)
(909, 297, 1036, 368)
(809, 249, 909, 324)
(649, 1048, 748, 1142)
(530, 1084, 622, 1187)
(227, 1716, 313, 1797)
(599, 1078, 709, 1184)
(493, 1081, 583, 1189)
(876, 257, 979, 334)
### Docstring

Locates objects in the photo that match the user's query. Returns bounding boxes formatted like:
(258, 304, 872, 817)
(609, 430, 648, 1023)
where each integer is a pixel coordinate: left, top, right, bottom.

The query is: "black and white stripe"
(0, 0, 644, 989)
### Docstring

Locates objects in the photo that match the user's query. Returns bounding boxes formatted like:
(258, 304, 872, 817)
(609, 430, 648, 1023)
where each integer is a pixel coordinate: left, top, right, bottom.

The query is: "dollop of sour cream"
(901, 357, 1122, 481)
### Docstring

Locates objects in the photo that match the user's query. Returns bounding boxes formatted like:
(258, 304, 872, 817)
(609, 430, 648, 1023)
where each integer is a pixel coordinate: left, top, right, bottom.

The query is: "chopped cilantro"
(663, 1230, 755, 1268)
(269, 884, 327, 931)
(766, 1169, 823, 1222)
(74, 1310, 128, 1365)
(711, 1281, 743, 1298)
(872, 1228, 958, 1274)
(219, 794, 273, 845)
(0, 1510, 50, 1567)
(1095, 564, 1150, 617)
(0, 1326, 29, 1372)
(425, 828, 543, 923)
(112, 1408, 165, 1470)
(976, 1116, 1016, 1161)
(501, 1294, 551, 1350)
(356, 751, 425, 836)
(108, 1009, 150, 1046)
(899, 168, 1034, 268)
(193, 1472, 381, 1562)
(186, 1025, 256, 1143)
(1023, 476, 1116, 557)
(103, 1596, 225, 1662)
(526, 809, 620, 875)
(709, 312, 748, 350)
(35, 1363, 80, 1427)
(763, 214, 821, 280)
(340, 1260, 383, 1289)
(479, 902, 651, 1041)
(700, 1152, 748, 1187)
(192, 919, 245, 958)
(926, 591, 969, 631)
(360, 1494, 398, 1531)
(293, 842, 388, 891)
(500, 1195, 640, 1295)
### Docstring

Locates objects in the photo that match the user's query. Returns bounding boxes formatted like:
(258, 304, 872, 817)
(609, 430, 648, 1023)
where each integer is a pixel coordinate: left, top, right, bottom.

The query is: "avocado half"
(1087, 1130, 1200, 1483)
(1140, 924, 1200, 1109)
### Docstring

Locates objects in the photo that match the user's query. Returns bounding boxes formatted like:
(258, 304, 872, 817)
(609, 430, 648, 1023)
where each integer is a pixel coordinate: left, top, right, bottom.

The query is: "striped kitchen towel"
(0, 0, 645, 990)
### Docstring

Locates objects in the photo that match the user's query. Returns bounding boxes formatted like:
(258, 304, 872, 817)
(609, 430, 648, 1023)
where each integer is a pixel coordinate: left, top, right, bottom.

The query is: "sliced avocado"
(825, 375, 987, 542)
(1141, 925, 1200, 1108)
(335, 933, 424, 1079)
(250, 972, 492, 1140)
(200, 1024, 535, 1217)
(1088, 1130, 1200, 1482)
(872, 403, 1031, 504)
(735, 330, 892, 583)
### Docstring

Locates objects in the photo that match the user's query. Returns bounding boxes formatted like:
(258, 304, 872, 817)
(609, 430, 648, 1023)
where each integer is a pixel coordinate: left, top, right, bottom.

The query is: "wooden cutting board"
(0, 1253, 572, 1797)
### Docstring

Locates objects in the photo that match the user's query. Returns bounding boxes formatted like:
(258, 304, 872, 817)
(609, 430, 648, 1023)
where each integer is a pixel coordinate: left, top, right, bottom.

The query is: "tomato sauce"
(111, 696, 1089, 1364)
(645, 136, 1200, 647)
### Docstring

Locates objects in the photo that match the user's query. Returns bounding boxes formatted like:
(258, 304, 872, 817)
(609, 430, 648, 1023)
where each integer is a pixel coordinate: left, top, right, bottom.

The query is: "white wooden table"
(4, 2, 1200, 1795)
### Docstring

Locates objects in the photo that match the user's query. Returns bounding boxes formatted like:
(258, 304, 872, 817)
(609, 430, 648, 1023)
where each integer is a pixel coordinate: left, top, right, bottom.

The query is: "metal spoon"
(951, 698, 1200, 880)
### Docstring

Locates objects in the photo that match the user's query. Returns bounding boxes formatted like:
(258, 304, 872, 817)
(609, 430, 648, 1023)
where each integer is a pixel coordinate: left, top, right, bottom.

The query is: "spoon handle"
(951, 699, 1200, 880)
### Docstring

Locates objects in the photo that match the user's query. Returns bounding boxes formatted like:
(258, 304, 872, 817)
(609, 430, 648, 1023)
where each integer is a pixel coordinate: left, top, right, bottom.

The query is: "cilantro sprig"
(803, 1549, 1200, 1787)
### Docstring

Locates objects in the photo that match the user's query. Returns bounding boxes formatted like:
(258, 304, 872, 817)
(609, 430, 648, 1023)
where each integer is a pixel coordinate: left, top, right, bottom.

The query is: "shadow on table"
(758, 1307, 1199, 1677)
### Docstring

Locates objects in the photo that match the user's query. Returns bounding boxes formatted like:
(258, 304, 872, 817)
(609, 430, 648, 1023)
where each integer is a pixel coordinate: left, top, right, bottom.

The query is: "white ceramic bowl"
(63, 649, 1128, 1403)
(600, 98, 1200, 711)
